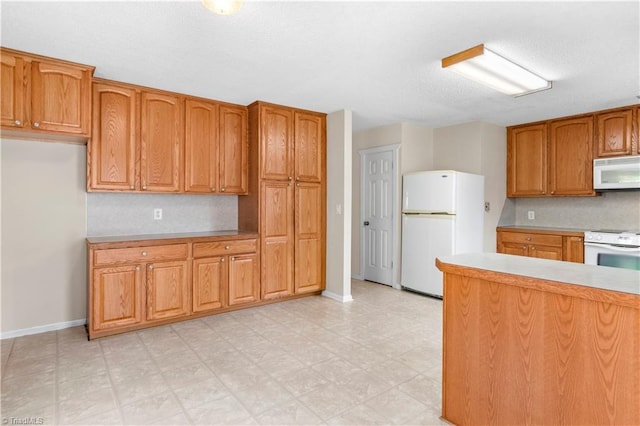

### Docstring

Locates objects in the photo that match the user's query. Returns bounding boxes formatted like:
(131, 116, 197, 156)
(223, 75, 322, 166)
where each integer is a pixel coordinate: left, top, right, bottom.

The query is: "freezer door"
(402, 172, 456, 213)
(401, 214, 455, 297)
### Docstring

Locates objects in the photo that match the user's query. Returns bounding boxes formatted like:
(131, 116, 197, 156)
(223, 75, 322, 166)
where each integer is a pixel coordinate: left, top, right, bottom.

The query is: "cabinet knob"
(142, 185, 147, 190)
(296, 183, 300, 187)
(221, 258, 225, 262)
(211, 187, 216, 192)
(231, 256, 235, 261)
(526, 237, 531, 241)
(288, 176, 292, 181)
(296, 176, 300, 181)
(148, 264, 154, 270)
(14, 120, 21, 126)
(135, 266, 140, 271)
(225, 245, 230, 250)
(141, 251, 147, 256)
(531, 247, 536, 250)
(523, 246, 527, 250)
(221, 188, 225, 192)
(551, 191, 555, 195)
(130, 185, 134, 190)
(33, 122, 40, 128)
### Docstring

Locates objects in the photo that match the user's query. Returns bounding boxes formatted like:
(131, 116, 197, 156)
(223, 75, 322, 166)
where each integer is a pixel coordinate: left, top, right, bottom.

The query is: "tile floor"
(1, 280, 446, 425)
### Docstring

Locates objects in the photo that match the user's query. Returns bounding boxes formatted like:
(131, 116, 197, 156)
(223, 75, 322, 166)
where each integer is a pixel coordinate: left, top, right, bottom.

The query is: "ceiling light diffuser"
(442, 44, 551, 97)
(202, 0, 243, 15)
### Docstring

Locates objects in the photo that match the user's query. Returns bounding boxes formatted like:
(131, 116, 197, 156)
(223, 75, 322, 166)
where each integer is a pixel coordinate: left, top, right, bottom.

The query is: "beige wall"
(324, 110, 353, 301)
(433, 121, 506, 252)
(351, 123, 434, 283)
(1, 139, 87, 336)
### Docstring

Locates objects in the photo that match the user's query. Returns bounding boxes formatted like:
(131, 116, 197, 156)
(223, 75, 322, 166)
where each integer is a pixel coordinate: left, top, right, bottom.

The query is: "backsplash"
(511, 191, 640, 231)
(87, 193, 238, 236)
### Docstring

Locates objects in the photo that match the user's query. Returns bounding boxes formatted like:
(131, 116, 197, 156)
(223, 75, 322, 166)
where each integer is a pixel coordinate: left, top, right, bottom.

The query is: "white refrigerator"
(401, 170, 484, 297)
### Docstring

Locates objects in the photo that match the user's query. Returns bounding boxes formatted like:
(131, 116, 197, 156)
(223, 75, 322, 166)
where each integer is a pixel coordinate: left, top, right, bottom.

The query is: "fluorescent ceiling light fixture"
(202, 0, 243, 15)
(442, 44, 551, 97)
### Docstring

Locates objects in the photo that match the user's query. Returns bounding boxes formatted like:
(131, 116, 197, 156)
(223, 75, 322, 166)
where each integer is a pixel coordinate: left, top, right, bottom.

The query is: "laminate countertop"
(86, 230, 258, 245)
(437, 253, 640, 297)
(496, 225, 585, 236)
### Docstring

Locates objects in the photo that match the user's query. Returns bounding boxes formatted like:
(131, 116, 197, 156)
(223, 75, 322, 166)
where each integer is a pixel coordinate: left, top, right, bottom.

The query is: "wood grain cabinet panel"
(140, 91, 183, 192)
(596, 109, 634, 157)
(295, 182, 324, 294)
(549, 116, 594, 196)
(228, 253, 259, 306)
(261, 181, 294, 300)
(185, 99, 218, 193)
(146, 260, 189, 321)
(219, 104, 248, 194)
(192, 257, 226, 313)
(563, 236, 584, 263)
(92, 265, 144, 331)
(260, 105, 294, 180)
(1, 48, 94, 140)
(294, 112, 324, 183)
(507, 123, 547, 196)
(1, 53, 25, 128)
(90, 82, 138, 190)
(497, 229, 583, 263)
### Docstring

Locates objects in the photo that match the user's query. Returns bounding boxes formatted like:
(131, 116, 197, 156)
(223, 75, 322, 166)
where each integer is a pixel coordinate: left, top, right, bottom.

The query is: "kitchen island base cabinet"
(437, 255, 640, 426)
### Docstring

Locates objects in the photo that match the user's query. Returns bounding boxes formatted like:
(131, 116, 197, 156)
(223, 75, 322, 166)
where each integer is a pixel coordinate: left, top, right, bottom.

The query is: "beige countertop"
(437, 253, 640, 296)
(497, 225, 585, 236)
(86, 230, 258, 244)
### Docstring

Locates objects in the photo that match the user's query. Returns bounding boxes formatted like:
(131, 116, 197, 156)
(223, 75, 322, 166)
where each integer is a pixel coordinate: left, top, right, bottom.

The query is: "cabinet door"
(507, 124, 547, 197)
(549, 117, 594, 196)
(529, 245, 563, 261)
(219, 105, 248, 194)
(92, 265, 143, 331)
(595, 109, 633, 157)
(228, 253, 259, 306)
(260, 106, 293, 180)
(140, 91, 183, 192)
(563, 236, 584, 263)
(89, 82, 138, 191)
(146, 260, 189, 321)
(295, 182, 324, 294)
(1, 53, 25, 128)
(185, 99, 218, 193)
(294, 112, 324, 182)
(193, 257, 226, 313)
(30, 60, 92, 135)
(261, 181, 294, 300)
(498, 241, 529, 257)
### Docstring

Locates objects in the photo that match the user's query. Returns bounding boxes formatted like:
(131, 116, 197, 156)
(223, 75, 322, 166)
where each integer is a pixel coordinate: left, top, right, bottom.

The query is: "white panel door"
(363, 150, 394, 285)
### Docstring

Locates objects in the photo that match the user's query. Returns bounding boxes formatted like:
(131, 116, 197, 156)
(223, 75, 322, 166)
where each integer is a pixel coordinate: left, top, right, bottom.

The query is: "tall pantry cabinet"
(239, 102, 326, 300)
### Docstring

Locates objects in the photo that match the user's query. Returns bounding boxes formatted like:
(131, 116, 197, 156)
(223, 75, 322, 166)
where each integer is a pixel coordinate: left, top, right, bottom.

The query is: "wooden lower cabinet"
(88, 234, 267, 339)
(497, 228, 584, 263)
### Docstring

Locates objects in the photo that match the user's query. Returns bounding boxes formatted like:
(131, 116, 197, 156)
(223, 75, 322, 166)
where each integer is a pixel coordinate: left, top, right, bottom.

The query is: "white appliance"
(584, 230, 640, 271)
(593, 155, 640, 190)
(401, 170, 484, 297)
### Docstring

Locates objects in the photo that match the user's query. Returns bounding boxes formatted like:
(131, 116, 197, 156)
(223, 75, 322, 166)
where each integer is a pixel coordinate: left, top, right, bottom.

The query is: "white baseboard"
(351, 273, 364, 280)
(322, 290, 354, 303)
(1, 319, 86, 340)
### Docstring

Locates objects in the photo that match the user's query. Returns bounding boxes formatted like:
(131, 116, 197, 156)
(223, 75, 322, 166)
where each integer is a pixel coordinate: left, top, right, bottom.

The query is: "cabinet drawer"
(94, 244, 188, 266)
(499, 232, 562, 247)
(193, 239, 257, 258)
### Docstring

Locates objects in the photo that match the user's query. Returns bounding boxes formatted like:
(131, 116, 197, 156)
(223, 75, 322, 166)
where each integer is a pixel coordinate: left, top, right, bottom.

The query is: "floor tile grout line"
(97, 335, 127, 426)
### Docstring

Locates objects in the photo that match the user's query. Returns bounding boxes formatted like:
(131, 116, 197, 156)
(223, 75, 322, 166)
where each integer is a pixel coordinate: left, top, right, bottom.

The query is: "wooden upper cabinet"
(219, 104, 248, 194)
(185, 99, 219, 193)
(31, 60, 92, 135)
(295, 181, 324, 294)
(89, 82, 138, 191)
(595, 109, 634, 158)
(507, 123, 547, 197)
(1, 48, 94, 140)
(294, 112, 324, 182)
(260, 105, 294, 180)
(1, 53, 25, 128)
(140, 91, 184, 192)
(549, 116, 594, 196)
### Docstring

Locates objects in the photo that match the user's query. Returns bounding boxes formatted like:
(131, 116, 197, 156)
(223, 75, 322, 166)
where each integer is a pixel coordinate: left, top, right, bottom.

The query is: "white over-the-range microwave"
(593, 155, 640, 190)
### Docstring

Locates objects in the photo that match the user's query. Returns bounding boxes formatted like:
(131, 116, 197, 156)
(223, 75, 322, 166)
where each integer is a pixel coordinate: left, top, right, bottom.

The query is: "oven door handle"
(584, 242, 640, 252)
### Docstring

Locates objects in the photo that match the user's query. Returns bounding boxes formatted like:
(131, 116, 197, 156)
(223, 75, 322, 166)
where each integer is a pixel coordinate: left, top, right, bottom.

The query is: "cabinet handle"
(141, 251, 147, 256)
(33, 122, 40, 128)
(135, 266, 140, 271)
(14, 120, 21, 126)
(148, 264, 154, 270)
(225, 245, 230, 250)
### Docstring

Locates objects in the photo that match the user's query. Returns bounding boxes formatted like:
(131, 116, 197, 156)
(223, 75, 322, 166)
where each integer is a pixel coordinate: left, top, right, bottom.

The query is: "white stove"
(584, 230, 640, 271)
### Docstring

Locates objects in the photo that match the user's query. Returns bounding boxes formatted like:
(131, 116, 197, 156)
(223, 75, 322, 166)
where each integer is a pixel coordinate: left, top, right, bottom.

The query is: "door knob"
(364, 221, 370, 226)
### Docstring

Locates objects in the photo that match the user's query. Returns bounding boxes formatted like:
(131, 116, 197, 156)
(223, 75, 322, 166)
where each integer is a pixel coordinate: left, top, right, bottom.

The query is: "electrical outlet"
(484, 202, 490, 212)
(154, 208, 163, 220)
(527, 210, 535, 220)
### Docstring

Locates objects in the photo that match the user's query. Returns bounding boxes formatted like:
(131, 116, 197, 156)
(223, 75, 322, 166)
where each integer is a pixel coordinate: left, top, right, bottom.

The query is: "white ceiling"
(1, 1, 638, 132)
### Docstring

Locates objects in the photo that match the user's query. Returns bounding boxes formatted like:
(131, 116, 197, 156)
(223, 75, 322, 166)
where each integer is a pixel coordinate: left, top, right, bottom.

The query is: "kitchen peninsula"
(436, 253, 640, 426)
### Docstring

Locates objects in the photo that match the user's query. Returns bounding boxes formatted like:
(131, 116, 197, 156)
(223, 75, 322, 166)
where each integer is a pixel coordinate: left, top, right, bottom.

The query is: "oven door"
(584, 242, 640, 271)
